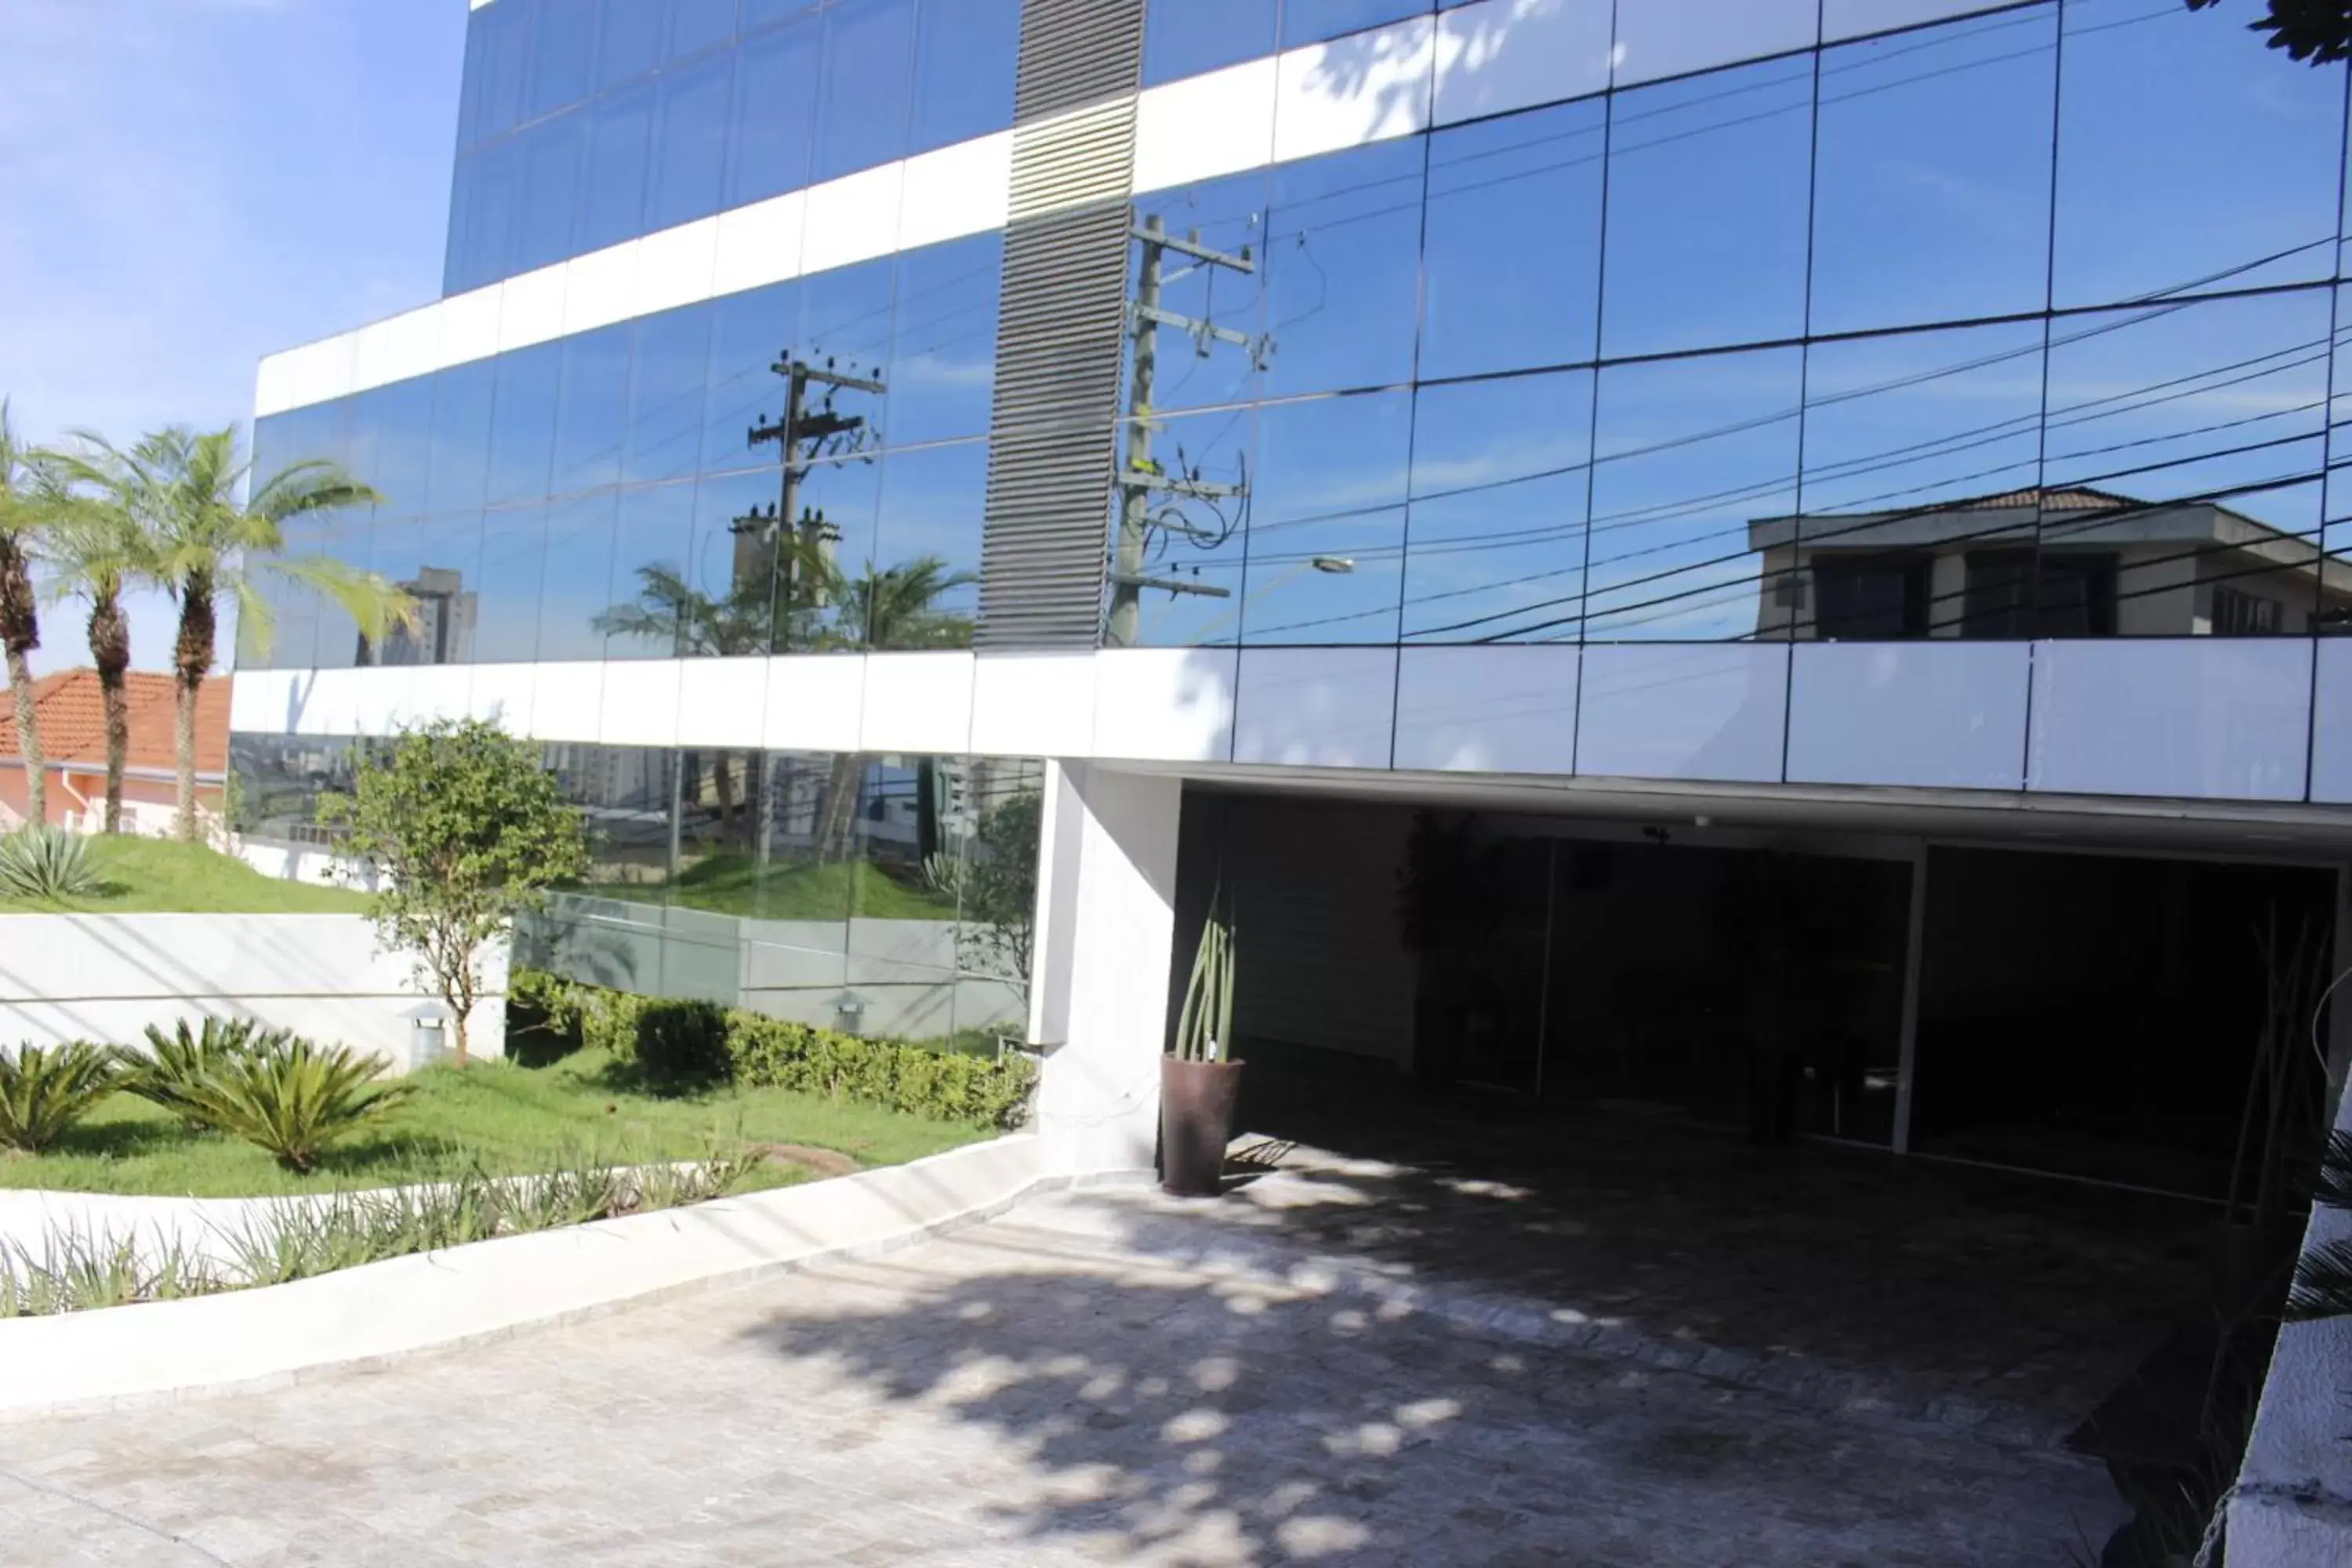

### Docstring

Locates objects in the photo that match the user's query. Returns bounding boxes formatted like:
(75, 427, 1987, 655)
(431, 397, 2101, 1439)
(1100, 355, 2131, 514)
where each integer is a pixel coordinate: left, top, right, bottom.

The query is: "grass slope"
(0, 1047, 986, 1197)
(591, 855, 959, 922)
(0, 837, 369, 916)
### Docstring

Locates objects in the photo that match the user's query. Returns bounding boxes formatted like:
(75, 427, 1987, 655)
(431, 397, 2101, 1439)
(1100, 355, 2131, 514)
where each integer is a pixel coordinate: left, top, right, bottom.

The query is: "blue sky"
(2, 0, 464, 676)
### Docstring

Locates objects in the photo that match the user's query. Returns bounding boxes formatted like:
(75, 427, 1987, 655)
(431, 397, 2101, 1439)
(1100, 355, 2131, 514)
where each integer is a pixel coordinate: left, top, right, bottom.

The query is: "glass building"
(237, 1, 2352, 1186)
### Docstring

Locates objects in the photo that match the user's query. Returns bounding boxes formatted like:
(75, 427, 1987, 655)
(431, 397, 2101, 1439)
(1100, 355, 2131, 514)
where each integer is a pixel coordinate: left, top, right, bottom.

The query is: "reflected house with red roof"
(0, 670, 231, 836)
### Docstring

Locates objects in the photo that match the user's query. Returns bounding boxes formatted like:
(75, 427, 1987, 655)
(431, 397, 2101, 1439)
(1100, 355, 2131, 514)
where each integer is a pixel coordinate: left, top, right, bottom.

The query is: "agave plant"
(118, 1017, 289, 1128)
(0, 1041, 118, 1153)
(175, 1036, 410, 1174)
(0, 825, 101, 901)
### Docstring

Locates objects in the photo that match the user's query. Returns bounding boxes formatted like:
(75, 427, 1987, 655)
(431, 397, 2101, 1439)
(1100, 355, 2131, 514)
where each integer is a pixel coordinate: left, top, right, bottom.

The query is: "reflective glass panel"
(684, 469, 781, 655)
(1403, 370, 1595, 643)
(702, 281, 800, 476)
(623, 304, 715, 485)
(1242, 390, 1411, 644)
(362, 379, 428, 514)
(2323, 283, 2352, 633)
(814, 0, 916, 183)
(1420, 98, 1606, 383)
(1282, 0, 1428, 49)
(1129, 169, 1269, 413)
(2054, 0, 2345, 307)
(604, 482, 701, 658)
(1262, 140, 1423, 398)
(647, 53, 731, 230)
(725, 17, 820, 208)
(1584, 345, 1805, 641)
(869, 440, 986, 648)
(306, 507, 375, 672)
(886, 234, 1001, 446)
(1612, 0, 1816, 88)
(454, 137, 522, 294)
(1809, 6, 2057, 337)
(1602, 53, 1815, 359)
(514, 113, 586, 274)
(597, 0, 666, 89)
(578, 84, 655, 253)
(1143, 0, 1279, 85)
(1119, 407, 1257, 645)
(474, 505, 552, 662)
(477, 0, 533, 140)
(550, 324, 633, 496)
(785, 453, 883, 648)
(486, 341, 564, 506)
(524, 0, 598, 119)
(258, 516, 327, 673)
(669, 0, 739, 60)
(537, 488, 622, 661)
(424, 361, 499, 514)
(371, 512, 485, 666)
(798, 256, 897, 422)
(908, 0, 1020, 154)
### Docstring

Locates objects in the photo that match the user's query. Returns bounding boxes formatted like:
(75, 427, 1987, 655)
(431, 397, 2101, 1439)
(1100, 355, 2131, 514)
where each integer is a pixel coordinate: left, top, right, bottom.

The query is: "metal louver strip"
(976, 0, 1146, 651)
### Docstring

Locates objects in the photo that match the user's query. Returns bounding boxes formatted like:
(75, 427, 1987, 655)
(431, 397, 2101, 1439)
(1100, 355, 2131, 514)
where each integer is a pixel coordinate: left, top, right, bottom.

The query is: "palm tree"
(843, 555, 978, 651)
(33, 470, 143, 832)
(0, 401, 49, 827)
(73, 425, 413, 842)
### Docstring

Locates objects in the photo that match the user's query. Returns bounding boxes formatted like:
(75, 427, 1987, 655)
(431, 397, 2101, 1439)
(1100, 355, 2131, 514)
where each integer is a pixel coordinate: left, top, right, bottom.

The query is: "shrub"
(118, 1017, 289, 1127)
(0, 826, 102, 901)
(634, 999, 731, 1087)
(176, 1036, 411, 1173)
(0, 1041, 119, 1153)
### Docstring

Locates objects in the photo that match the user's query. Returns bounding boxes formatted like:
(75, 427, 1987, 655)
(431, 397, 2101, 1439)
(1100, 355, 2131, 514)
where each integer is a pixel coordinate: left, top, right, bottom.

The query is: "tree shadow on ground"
(736, 1186, 2126, 1566)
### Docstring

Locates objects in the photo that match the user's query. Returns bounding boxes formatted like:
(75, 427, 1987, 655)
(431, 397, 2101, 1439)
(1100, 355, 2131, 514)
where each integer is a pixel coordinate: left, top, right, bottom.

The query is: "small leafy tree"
(924, 787, 1041, 1010)
(320, 719, 589, 1067)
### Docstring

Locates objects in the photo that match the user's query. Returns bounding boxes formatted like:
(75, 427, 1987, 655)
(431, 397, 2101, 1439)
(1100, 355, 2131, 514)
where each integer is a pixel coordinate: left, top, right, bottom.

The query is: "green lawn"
(587, 854, 959, 922)
(0, 1047, 988, 1197)
(0, 837, 370, 916)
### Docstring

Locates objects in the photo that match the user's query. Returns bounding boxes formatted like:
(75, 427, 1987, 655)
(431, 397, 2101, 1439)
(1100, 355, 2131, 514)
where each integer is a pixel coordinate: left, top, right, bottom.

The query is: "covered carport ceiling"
(1109, 759, 2352, 862)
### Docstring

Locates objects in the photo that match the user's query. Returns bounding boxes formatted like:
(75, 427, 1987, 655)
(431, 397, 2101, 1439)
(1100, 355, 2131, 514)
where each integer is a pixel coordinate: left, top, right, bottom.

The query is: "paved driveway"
(0, 1184, 2124, 1566)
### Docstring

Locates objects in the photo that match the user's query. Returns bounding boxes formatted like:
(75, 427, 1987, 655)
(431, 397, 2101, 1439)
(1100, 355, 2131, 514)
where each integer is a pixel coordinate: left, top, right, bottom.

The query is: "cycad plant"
(0, 1041, 118, 1153)
(1174, 889, 1236, 1065)
(118, 1017, 287, 1127)
(0, 825, 102, 901)
(2285, 1129, 2352, 1323)
(175, 1036, 409, 1174)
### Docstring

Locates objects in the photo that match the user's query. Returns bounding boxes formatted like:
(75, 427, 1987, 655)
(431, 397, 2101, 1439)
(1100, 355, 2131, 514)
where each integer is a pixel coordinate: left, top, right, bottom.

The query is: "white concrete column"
(1028, 761, 1183, 1176)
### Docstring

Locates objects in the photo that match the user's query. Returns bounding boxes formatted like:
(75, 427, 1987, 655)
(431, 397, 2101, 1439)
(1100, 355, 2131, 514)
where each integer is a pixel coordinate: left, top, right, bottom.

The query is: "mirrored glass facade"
(234, 734, 1044, 1049)
(446, 0, 1020, 295)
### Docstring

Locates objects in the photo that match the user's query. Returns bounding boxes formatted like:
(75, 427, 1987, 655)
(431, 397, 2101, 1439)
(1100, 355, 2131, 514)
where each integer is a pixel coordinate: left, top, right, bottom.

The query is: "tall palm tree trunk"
(172, 574, 216, 844)
(88, 593, 129, 833)
(3, 644, 41, 829)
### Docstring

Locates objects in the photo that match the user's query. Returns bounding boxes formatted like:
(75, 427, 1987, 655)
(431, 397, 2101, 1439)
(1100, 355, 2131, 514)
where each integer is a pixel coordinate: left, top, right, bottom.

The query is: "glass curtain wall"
(1116, 0, 2352, 648)
(446, 0, 1021, 296)
(233, 735, 1045, 1051)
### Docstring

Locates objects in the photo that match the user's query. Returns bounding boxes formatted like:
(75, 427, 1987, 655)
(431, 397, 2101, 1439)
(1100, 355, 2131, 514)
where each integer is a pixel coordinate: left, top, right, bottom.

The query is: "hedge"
(506, 967, 1036, 1130)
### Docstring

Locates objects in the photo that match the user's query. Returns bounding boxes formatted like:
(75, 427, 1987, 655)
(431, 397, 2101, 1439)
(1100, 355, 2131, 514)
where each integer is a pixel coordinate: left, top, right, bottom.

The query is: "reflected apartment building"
(236, 0, 2352, 1196)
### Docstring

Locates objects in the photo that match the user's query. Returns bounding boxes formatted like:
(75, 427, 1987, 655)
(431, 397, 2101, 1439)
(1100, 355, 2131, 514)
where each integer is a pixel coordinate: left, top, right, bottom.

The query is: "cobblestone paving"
(0, 1188, 2126, 1566)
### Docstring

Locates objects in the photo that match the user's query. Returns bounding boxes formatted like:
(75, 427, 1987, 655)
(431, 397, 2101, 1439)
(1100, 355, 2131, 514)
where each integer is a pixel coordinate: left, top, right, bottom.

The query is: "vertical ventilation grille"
(975, 0, 1146, 651)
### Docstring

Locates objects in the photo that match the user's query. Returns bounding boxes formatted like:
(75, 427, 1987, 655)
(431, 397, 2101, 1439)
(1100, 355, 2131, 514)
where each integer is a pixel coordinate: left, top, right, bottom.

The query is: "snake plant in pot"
(1162, 890, 1240, 1197)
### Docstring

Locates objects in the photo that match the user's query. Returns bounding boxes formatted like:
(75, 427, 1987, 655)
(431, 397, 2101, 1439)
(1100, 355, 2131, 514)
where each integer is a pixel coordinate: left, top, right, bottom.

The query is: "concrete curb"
(0, 1136, 1141, 1421)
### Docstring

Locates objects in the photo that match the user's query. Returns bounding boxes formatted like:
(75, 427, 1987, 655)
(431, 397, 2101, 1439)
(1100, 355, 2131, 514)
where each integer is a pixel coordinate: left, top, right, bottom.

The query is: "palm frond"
(2285, 1237, 2352, 1323)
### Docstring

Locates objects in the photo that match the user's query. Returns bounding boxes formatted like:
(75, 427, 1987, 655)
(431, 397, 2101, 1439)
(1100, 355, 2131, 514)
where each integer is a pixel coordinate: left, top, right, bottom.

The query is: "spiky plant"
(1173, 889, 1236, 1065)
(174, 1036, 409, 1174)
(0, 1041, 118, 1153)
(2285, 1129, 2352, 1323)
(118, 1017, 289, 1127)
(0, 824, 101, 901)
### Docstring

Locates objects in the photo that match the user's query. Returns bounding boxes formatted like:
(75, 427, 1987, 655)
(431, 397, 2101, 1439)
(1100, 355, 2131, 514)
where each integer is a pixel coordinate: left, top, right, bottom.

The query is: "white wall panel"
(1093, 648, 1238, 763)
(347, 317, 401, 397)
(1272, 16, 1436, 166)
(1785, 641, 2028, 791)
(393, 665, 474, 730)
(2310, 637, 2352, 804)
(1134, 56, 1279, 193)
(858, 651, 975, 754)
(378, 305, 443, 388)
(284, 669, 361, 737)
(466, 663, 536, 736)
(674, 657, 770, 749)
(2028, 638, 2314, 802)
(253, 353, 299, 420)
(801, 162, 905, 278)
(599, 660, 682, 747)
(228, 669, 298, 735)
(711, 194, 802, 299)
(898, 132, 1012, 252)
(1232, 647, 1398, 768)
(763, 655, 866, 752)
(1434, 0, 1613, 126)
(526, 660, 605, 743)
(495, 262, 570, 353)
(1613, 0, 1817, 86)
(1823, 0, 2010, 42)
(1576, 643, 1791, 783)
(284, 335, 358, 412)
(633, 216, 720, 318)
(561, 241, 641, 336)
(437, 285, 504, 369)
(1392, 645, 1579, 775)
(970, 653, 1097, 757)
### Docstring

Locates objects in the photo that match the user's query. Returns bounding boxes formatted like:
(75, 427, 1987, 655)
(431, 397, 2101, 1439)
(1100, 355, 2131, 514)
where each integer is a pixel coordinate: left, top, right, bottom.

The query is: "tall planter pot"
(1160, 1054, 1243, 1198)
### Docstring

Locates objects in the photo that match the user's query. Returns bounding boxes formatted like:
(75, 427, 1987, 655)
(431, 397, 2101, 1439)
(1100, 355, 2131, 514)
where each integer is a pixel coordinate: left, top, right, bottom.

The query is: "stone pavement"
(0, 1186, 2125, 1566)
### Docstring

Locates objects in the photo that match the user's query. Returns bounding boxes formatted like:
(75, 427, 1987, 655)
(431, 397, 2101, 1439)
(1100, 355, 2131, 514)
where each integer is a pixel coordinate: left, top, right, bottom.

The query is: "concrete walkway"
(0, 1186, 2125, 1566)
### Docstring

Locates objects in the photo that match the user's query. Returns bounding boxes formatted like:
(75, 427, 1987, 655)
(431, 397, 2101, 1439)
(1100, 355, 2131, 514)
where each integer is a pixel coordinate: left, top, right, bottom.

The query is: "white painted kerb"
(0, 1134, 1057, 1417)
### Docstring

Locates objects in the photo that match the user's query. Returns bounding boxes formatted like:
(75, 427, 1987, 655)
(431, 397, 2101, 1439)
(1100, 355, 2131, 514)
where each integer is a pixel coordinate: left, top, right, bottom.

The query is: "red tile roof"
(0, 669, 230, 777)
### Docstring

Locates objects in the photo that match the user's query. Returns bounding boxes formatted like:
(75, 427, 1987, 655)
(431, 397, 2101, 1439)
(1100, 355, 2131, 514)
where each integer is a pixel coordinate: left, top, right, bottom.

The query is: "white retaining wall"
(0, 914, 504, 1073)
